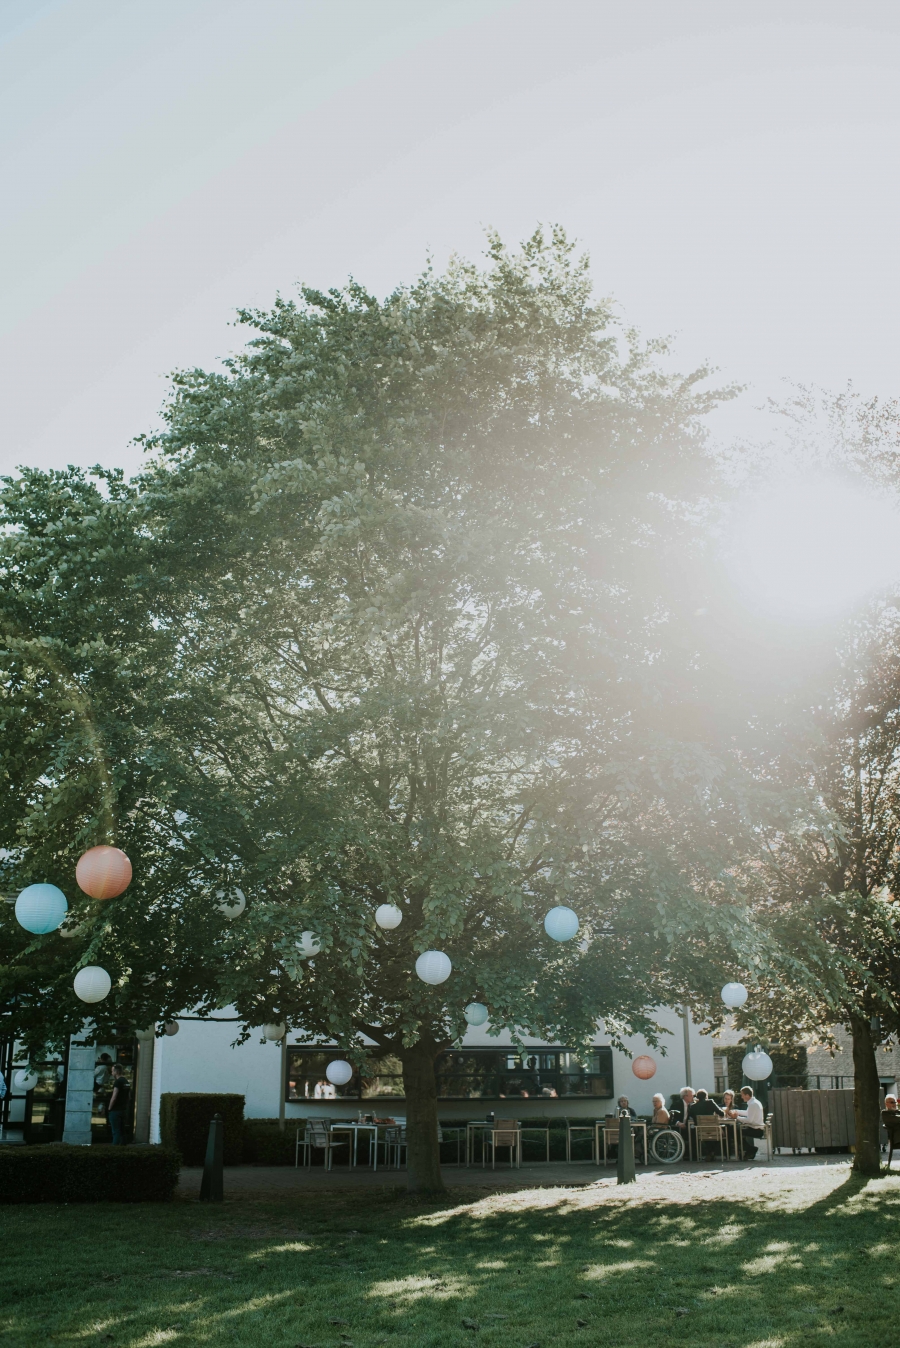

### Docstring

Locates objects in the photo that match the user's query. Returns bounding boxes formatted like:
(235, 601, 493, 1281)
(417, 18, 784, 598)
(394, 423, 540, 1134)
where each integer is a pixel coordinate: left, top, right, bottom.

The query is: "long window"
(286, 1047, 613, 1101)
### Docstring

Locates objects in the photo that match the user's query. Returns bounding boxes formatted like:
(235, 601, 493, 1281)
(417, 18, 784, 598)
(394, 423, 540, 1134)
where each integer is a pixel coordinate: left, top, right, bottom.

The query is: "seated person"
(650, 1093, 669, 1125)
(882, 1094, 900, 1136)
(670, 1087, 694, 1132)
(688, 1088, 724, 1121)
(617, 1095, 636, 1118)
(727, 1086, 765, 1159)
(721, 1089, 735, 1113)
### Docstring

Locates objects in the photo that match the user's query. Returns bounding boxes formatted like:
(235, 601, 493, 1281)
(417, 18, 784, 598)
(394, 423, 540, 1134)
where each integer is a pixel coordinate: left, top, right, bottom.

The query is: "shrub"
(159, 1093, 244, 1165)
(242, 1118, 297, 1165)
(0, 1145, 180, 1203)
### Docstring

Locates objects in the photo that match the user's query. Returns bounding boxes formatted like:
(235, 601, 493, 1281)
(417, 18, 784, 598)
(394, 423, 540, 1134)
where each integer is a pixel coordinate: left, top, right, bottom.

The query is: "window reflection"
(286, 1047, 613, 1101)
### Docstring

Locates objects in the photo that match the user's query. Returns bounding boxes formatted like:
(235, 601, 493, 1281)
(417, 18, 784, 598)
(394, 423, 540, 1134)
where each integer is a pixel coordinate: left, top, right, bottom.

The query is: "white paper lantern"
(464, 1002, 489, 1026)
(375, 904, 403, 930)
(415, 950, 452, 985)
(742, 1050, 773, 1081)
(544, 905, 579, 942)
(263, 1022, 286, 1041)
(721, 981, 748, 1009)
(326, 1059, 353, 1086)
(73, 965, 112, 1003)
(216, 887, 246, 919)
(163, 1021, 180, 1036)
(15, 883, 68, 934)
(296, 930, 321, 959)
(14, 1068, 39, 1091)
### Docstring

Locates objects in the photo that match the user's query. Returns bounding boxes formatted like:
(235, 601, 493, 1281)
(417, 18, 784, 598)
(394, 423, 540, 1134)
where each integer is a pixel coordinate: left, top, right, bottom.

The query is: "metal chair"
(306, 1117, 350, 1171)
(438, 1123, 465, 1166)
(295, 1116, 331, 1167)
(385, 1124, 407, 1168)
(486, 1118, 521, 1169)
(565, 1118, 596, 1162)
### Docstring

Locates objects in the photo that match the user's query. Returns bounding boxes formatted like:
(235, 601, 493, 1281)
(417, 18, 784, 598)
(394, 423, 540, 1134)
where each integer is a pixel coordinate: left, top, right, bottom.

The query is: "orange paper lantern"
(76, 846, 132, 900)
(632, 1054, 657, 1080)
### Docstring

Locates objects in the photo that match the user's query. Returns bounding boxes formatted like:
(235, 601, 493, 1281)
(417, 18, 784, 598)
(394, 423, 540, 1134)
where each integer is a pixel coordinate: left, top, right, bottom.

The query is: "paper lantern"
(73, 965, 112, 1003)
(163, 1021, 180, 1036)
(544, 905, 579, 942)
(721, 982, 748, 1009)
(263, 1022, 286, 1041)
(76, 846, 132, 900)
(632, 1054, 657, 1080)
(415, 950, 452, 985)
(464, 1002, 489, 1026)
(296, 931, 321, 959)
(742, 1050, 773, 1081)
(217, 887, 246, 919)
(15, 883, 68, 934)
(326, 1059, 353, 1086)
(375, 904, 403, 930)
(13, 1068, 39, 1091)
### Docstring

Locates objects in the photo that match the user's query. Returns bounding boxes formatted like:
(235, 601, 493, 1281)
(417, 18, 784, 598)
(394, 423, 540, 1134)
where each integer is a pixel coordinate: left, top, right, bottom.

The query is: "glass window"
(286, 1046, 614, 1101)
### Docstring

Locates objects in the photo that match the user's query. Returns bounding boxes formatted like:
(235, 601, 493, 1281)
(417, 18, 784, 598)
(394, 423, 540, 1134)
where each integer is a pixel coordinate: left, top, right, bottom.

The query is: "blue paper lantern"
(15, 883, 68, 934)
(544, 905, 579, 942)
(464, 1002, 489, 1026)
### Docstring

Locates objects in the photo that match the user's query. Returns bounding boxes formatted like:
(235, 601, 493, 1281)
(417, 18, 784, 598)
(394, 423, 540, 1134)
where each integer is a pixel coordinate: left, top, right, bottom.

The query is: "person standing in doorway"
(107, 1064, 130, 1145)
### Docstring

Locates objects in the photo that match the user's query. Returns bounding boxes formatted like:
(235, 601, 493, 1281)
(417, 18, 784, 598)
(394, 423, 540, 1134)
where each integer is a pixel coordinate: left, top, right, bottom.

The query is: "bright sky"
(4, 0, 900, 477)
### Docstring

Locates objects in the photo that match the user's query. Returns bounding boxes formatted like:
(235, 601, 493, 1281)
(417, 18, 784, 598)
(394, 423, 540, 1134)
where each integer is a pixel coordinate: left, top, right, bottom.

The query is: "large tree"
(1, 232, 763, 1190)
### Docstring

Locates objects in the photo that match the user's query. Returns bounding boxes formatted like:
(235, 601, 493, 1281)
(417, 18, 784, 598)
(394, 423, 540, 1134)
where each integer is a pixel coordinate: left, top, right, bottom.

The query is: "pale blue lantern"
(544, 905, 579, 942)
(15, 883, 68, 934)
(464, 1002, 489, 1026)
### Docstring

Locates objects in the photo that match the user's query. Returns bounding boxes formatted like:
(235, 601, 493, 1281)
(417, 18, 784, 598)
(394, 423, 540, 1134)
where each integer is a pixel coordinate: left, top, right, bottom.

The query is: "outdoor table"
(329, 1121, 381, 1170)
(721, 1117, 742, 1160)
(597, 1120, 647, 1165)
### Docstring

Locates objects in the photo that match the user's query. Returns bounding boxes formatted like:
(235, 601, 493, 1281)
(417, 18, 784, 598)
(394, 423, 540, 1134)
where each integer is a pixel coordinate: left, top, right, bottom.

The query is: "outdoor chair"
(295, 1116, 331, 1167)
(385, 1124, 407, 1168)
(304, 1117, 350, 1171)
(693, 1117, 727, 1162)
(601, 1120, 622, 1165)
(486, 1118, 521, 1169)
(565, 1117, 595, 1163)
(438, 1122, 465, 1166)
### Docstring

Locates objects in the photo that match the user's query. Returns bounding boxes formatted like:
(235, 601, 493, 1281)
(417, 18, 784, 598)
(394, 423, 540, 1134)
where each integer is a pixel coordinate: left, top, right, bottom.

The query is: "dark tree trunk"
(401, 1041, 446, 1195)
(850, 1014, 882, 1176)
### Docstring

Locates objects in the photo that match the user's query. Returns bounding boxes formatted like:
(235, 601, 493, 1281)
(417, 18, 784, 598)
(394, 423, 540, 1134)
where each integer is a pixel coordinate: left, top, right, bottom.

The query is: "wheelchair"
(649, 1127, 685, 1163)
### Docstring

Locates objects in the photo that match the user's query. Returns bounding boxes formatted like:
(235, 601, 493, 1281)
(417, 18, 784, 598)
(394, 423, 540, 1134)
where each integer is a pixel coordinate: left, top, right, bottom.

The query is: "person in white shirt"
(728, 1086, 765, 1159)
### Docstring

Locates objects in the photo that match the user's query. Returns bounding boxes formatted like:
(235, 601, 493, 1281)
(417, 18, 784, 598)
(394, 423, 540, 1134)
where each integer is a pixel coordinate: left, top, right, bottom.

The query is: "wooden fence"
(769, 1088, 869, 1151)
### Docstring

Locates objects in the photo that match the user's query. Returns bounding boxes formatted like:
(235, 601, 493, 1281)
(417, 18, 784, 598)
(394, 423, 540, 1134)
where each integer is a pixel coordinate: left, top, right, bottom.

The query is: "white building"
(143, 1006, 713, 1140)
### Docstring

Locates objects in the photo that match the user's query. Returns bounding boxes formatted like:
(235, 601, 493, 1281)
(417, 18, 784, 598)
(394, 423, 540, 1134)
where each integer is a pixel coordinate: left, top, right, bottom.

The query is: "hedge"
(159, 1093, 244, 1166)
(242, 1119, 297, 1165)
(0, 1145, 181, 1204)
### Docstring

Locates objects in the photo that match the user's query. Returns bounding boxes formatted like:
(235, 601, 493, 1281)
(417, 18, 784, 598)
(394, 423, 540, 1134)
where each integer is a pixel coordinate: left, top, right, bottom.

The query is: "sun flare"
(725, 474, 900, 621)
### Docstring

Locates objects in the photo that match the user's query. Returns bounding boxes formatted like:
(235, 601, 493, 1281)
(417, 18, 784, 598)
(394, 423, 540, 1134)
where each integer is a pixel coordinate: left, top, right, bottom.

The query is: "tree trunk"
(401, 1041, 446, 1195)
(850, 1014, 882, 1176)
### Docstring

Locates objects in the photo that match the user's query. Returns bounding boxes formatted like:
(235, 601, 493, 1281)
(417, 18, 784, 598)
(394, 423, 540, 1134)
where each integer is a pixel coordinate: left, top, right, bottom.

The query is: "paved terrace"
(178, 1151, 856, 1197)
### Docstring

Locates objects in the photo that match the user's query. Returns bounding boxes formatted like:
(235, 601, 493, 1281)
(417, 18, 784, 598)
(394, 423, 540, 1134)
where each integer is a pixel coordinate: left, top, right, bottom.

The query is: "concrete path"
(178, 1150, 854, 1198)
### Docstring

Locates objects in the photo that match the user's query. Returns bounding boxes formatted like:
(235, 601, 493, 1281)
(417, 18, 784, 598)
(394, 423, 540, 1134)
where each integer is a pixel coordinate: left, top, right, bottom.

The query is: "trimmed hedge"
(242, 1119, 296, 1166)
(0, 1145, 181, 1204)
(159, 1093, 244, 1166)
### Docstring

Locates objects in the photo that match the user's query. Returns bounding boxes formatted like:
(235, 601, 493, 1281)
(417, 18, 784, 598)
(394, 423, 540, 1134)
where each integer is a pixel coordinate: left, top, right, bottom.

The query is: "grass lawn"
(2, 1164, 900, 1347)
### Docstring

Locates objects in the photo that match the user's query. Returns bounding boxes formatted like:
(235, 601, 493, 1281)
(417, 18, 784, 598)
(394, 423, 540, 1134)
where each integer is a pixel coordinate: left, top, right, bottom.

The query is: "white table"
(330, 1121, 381, 1170)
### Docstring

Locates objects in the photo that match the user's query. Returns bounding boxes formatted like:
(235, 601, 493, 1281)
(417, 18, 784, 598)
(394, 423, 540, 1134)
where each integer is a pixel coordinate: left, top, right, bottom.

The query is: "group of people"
(633, 1084, 765, 1160)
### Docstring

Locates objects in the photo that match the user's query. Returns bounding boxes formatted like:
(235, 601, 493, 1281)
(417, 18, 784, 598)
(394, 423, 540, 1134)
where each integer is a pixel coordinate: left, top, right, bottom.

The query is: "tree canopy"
(2, 230, 773, 1188)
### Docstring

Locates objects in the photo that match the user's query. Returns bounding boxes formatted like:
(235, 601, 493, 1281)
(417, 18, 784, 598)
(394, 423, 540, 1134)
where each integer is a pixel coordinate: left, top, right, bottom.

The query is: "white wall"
(150, 1005, 714, 1133)
(149, 1017, 285, 1141)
